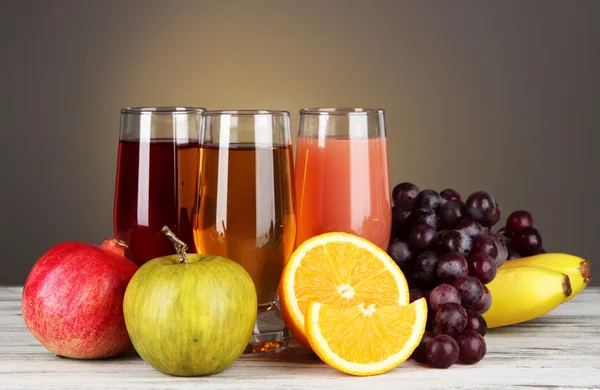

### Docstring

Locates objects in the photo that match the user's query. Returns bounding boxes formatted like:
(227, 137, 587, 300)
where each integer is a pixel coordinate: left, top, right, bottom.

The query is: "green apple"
(123, 228, 257, 376)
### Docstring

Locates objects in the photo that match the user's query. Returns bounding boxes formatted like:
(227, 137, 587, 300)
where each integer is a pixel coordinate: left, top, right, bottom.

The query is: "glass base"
(242, 299, 289, 356)
(244, 336, 288, 356)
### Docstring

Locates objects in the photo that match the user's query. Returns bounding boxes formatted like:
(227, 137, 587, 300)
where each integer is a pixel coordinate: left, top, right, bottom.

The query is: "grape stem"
(162, 226, 189, 264)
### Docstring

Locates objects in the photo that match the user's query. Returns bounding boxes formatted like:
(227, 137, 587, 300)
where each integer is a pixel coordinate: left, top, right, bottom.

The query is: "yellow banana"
(483, 266, 571, 328)
(501, 253, 591, 301)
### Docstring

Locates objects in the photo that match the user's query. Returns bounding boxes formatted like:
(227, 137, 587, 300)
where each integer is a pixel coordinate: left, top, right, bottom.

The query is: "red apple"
(22, 239, 138, 359)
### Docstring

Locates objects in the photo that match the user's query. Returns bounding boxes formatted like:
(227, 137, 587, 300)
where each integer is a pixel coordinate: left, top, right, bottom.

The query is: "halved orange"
(305, 298, 428, 376)
(279, 232, 410, 349)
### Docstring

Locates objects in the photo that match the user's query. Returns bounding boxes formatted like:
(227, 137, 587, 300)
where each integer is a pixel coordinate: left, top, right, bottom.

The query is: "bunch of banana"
(483, 253, 591, 328)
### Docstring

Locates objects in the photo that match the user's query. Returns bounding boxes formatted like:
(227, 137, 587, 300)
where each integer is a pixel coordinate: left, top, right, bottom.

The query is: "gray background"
(1, 0, 598, 286)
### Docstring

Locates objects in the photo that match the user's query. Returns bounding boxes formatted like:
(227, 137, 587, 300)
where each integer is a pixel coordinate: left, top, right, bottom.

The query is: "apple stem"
(161, 226, 189, 264)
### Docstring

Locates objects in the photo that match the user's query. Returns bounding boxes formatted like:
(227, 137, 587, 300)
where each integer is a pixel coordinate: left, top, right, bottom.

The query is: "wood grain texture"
(1, 286, 599, 389)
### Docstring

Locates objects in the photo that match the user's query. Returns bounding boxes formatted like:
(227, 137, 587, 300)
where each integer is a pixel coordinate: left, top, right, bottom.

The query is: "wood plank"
(1, 287, 599, 389)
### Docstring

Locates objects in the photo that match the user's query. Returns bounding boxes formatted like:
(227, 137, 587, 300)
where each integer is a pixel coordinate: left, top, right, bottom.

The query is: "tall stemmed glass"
(295, 108, 391, 250)
(194, 110, 296, 355)
(113, 107, 204, 266)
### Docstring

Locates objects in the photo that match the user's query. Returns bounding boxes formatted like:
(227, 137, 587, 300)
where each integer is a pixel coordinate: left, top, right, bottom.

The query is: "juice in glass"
(195, 143, 296, 305)
(113, 107, 204, 266)
(295, 108, 391, 250)
(114, 140, 199, 265)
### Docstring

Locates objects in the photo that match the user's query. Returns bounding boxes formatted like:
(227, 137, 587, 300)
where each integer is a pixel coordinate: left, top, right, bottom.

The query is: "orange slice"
(279, 232, 410, 349)
(305, 298, 428, 376)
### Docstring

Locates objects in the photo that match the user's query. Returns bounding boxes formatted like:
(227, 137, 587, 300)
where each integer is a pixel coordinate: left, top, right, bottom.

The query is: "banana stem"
(562, 275, 572, 298)
(580, 260, 591, 283)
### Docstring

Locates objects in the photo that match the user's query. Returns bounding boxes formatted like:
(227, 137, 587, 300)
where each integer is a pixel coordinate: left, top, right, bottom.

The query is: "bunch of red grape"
(388, 183, 508, 368)
(501, 210, 545, 259)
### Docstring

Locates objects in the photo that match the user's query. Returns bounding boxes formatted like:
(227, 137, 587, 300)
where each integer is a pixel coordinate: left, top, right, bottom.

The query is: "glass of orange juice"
(295, 108, 391, 250)
(194, 110, 297, 356)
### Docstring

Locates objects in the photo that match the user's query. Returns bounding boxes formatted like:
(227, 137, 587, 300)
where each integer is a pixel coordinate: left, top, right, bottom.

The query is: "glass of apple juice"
(294, 108, 392, 251)
(193, 110, 297, 355)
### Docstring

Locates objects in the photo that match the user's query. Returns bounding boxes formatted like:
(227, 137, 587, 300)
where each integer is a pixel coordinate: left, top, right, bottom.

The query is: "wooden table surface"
(1, 286, 599, 389)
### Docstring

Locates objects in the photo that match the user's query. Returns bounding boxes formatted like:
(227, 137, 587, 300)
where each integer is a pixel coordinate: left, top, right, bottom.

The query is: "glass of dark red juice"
(113, 107, 205, 266)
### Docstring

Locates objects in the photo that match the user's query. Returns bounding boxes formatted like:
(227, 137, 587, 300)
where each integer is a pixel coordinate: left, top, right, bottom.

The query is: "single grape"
(436, 252, 469, 284)
(414, 189, 443, 211)
(410, 208, 440, 230)
(411, 331, 433, 363)
(491, 235, 508, 268)
(439, 200, 465, 229)
(435, 302, 468, 335)
(471, 285, 492, 314)
(410, 289, 426, 303)
(409, 224, 439, 251)
(413, 251, 440, 286)
(511, 227, 542, 256)
(455, 330, 486, 364)
(440, 230, 472, 257)
(428, 284, 462, 311)
(470, 235, 498, 258)
(468, 253, 498, 284)
(465, 310, 487, 336)
(387, 240, 414, 270)
(440, 188, 461, 202)
(465, 191, 498, 226)
(505, 210, 534, 237)
(392, 182, 420, 208)
(455, 217, 483, 237)
(426, 335, 459, 368)
(453, 276, 484, 307)
(392, 206, 412, 240)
